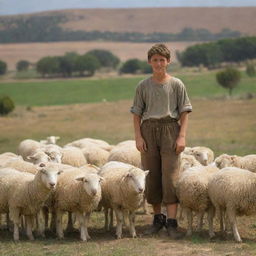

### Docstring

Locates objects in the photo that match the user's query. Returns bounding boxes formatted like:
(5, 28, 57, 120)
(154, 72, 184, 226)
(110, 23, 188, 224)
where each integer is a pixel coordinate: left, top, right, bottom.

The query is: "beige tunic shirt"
(130, 76, 192, 121)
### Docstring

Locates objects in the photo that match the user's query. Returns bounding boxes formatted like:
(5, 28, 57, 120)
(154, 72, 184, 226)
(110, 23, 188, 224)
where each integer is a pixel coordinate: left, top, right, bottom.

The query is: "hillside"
(1, 7, 255, 35)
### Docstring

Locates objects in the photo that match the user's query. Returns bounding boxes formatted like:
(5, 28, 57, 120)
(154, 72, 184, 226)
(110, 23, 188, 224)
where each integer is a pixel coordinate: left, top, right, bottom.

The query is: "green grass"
(0, 71, 255, 106)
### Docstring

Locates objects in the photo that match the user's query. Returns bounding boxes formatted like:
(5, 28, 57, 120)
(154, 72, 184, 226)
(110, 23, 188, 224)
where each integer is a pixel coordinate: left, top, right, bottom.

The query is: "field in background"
(0, 41, 196, 71)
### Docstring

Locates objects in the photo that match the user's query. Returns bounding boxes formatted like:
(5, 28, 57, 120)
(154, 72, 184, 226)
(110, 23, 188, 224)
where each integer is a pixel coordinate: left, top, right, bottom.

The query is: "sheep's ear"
(99, 177, 104, 182)
(76, 176, 84, 182)
(126, 173, 132, 178)
(144, 170, 149, 176)
(39, 163, 46, 167)
(27, 155, 36, 161)
(57, 170, 63, 175)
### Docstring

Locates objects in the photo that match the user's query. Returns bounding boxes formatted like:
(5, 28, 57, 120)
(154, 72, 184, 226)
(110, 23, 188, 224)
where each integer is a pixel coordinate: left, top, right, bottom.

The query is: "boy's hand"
(175, 135, 185, 155)
(135, 136, 147, 153)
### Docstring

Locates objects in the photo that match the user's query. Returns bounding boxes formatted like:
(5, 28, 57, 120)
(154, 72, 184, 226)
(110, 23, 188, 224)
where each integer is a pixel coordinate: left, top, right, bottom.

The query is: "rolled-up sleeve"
(177, 80, 192, 114)
(130, 83, 145, 116)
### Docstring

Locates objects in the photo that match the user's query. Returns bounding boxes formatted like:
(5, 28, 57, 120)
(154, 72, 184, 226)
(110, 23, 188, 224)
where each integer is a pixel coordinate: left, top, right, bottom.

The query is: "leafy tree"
(216, 67, 241, 96)
(139, 61, 152, 74)
(86, 49, 120, 68)
(246, 62, 256, 77)
(120, 59, 141, 74)
(0, 60, 7, 75)
(58, 52, 79, 77)
(16, 60, 30, 71)
(36, 56, 60, 77)
(0, 96, 15, 116)
(74, 54, 100, 76)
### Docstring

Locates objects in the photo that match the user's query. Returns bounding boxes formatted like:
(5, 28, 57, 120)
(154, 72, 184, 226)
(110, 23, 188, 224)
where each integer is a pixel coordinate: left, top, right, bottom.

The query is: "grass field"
(0, 71, 256, 255)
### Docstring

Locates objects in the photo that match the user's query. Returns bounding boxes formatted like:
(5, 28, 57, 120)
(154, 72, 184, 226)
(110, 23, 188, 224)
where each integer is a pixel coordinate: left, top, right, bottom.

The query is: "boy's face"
(148, 54, 170, 74)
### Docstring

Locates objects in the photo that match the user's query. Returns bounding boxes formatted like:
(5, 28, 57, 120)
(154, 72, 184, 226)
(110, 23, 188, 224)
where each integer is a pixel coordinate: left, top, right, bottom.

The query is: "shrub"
(0, 60, 7, 75)
(216, 67, 241, 96)
(246, 62, 256, 77)
(16, 60, 30, 71)
(0, 96, 15, 116)
(120, 59, 141, 74)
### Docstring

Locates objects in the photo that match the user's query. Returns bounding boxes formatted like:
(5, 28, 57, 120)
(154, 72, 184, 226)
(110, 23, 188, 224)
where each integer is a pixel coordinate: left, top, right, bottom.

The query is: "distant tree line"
(0, 15, 242, 43)
(178, 36, 256, 68)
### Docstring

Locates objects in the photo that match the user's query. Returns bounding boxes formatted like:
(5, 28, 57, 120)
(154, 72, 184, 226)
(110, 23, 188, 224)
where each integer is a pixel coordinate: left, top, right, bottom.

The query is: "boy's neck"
(152, 73, 171, 83)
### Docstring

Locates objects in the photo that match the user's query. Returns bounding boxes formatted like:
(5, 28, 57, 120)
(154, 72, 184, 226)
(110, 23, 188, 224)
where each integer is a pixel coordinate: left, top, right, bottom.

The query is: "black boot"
(144, 214, 166, 235)
(165, 218, 184, 239)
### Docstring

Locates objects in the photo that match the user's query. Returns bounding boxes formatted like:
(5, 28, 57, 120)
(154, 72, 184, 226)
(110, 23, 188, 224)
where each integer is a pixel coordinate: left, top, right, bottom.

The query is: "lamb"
(61, 146, 87, 167)
(208, 167, 256, 242)
(214, 154, 256, 172)
(53, 168, 102, 241)
(176, 165, 219, 238)
(100, 161, 149, 239)
(184, 146, 214, 166)
(0, 152, 20, 167)
(27, 151, 51, 164)
(179, 153, 202, 173)
(108, 141, 141, 168)
(0, 163, 62, 241)
(40, 136, 60, 145)
(17, 139, 41, 161)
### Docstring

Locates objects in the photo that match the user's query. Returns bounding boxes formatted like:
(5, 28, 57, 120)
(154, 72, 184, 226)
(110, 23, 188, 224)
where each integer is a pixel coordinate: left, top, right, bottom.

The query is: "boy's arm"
(133, 114, 147, 152)
(175, 111, 189, 154)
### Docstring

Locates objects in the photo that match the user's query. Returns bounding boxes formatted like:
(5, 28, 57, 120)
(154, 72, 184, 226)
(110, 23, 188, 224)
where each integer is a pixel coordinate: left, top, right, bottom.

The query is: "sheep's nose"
(49, 182, 56, 188)
(91, 189, 97, 196)
(138, 188, 144, 193)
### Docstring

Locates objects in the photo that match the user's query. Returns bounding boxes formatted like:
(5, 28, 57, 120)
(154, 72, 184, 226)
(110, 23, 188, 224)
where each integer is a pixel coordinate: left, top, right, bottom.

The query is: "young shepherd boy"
(131, 43, 192, 239)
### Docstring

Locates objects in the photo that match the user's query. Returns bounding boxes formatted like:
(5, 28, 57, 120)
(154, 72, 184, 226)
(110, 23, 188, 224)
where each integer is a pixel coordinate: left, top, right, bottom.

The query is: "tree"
(120, 59, 141, 74)
(0, 96, 15, 116)
(36, 56, 60, 77)
(216, 67, 241, 96)
(246, 62, 256, 77)
(16, 60, 30, 71)
(74, 54, 100, 76)
(139, 61, 152, 74)
(87, 49, 120, 68)
(0, 60, 7, 75)
(58, 52, 79, 77)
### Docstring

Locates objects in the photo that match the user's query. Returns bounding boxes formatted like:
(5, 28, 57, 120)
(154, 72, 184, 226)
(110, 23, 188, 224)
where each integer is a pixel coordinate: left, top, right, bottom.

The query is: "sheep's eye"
(41, 169, 47, 174)
(57, 171, 61, 175)
(84, 179, 88, 183)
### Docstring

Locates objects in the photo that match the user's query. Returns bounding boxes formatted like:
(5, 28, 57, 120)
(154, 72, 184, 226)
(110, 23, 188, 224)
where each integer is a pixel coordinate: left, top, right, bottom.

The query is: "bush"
(0, 96, 15, 116)
(74, 54, 101, 76)
(36, 56, 60, 77)
(16, 60, 30, 71)
(246, 62, 256, 77)
(0, 60, 7, 75)
(216, 67, 241, 96)
(120, 59, 142, 74)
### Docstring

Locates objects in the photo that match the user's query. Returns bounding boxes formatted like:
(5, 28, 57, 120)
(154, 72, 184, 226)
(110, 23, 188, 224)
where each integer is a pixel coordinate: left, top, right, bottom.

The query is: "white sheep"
(0, 163, 62, 241)
(208, 167, 256, 242)
(214, 154, 256, 172)
(100, 161, 149, 239)
(179, 153, 202, 173)
(176, 165, 219, 238)
(61, 146, 87, 167)
(17, 139, 41, 161)
(67, 138, 113, 151)
(53, 169, 102, 241)
(184, 146, 214, 166)
(108, 142, 141, 168)
(27, 151, 51, 165)
(0, 152, 21, 167)
(40, 136, 60, 145)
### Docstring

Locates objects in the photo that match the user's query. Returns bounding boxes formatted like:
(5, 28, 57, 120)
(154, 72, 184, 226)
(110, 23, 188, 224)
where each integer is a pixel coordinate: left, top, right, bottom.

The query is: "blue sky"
(1, 0, 256, 15)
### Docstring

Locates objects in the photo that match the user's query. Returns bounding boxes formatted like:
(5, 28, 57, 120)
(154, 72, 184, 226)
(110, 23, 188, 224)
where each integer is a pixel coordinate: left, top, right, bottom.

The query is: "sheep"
(17, 139, 41, 161)
(214, 154, 256, 172)
(0, 152, 21, 167)
(184, 146, 214, 166)
(100, 161, 149, 239)
(108, 142, 141, 168)
(53, 169, 102, 241)
(27, 151, 51, 165)
(208, 167, 256, 242)
(40, 136, 60, 145)
(0, 163, 62, 241)
(80, 144, 110, 167)
(176, 165, 219, 238)
(179, 153, 202, 173)
(61, 146, 87, 167)
(42, 144, 62, 163)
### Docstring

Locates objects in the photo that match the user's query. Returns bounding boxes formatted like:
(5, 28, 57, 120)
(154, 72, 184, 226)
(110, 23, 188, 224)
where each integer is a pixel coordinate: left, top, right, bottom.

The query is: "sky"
(1, 0, 256, 15)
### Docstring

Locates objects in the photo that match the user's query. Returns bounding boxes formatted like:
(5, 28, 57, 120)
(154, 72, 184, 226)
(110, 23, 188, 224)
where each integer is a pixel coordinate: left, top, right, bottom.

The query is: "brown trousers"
(141, 117, 180, 205)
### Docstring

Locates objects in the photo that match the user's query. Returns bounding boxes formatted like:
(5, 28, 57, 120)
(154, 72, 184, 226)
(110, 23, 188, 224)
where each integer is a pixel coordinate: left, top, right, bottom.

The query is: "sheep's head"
(27, 151, 51, 164)
(191, 149, 208, 166)
(37, 163, 63, 190)
(45, 150, 62, 163)
(76, 173, 102, 197)
(214, 154, 233, 169)
(122, 168, 149, 194)
(47, 136, 60, 144)
(180, 154, 201, 172)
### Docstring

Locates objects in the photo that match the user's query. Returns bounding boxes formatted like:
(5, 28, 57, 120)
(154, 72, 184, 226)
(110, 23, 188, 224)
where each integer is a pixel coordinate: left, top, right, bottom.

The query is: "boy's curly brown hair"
(147, 44, 171, 61)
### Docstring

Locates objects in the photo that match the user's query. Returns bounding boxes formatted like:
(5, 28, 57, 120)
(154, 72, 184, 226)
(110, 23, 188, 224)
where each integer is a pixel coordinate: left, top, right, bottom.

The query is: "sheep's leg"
(56, 210, 64, 239)
(196, 211, 204, 232)
(110, 208, 114, 229)
(66, 212, 73, 232)
(114, 207, 123, 239)
(104, 207, 109, 231)
(128, 211, 137, 238)
(76, 211, 87, 241)
(186, 208, 193, 236)
(25, 215, 34, 240)
(50, 210, 56, 232)
(178, 206, 184, 221)
(123, 209, 129, 229)
(10, 208, 21, 241)
(42, 206, 49, 230)
(207, 206, 215, 238)
(37, 209, 46, 238)
(84, 212, 91, 240)
(226, 208, 241, 242)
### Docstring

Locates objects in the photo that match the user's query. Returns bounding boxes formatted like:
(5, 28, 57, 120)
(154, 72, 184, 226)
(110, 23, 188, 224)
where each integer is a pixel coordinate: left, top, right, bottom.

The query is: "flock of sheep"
(0, 135, 255, 243)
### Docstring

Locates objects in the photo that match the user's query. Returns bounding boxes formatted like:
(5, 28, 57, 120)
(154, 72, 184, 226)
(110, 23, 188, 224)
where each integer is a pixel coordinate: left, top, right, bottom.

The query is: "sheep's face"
(180, 154, 200, 172)
(47, 136, 60, 144)
(214, 154, 232, 169)
(28, 152, 51, 164)
(38, 164, 62, 189)
(76, 174, 102, 197)
(125, 168, 149, 194)
(192, 150, 208, 166)
(46, 151, 62, 163)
